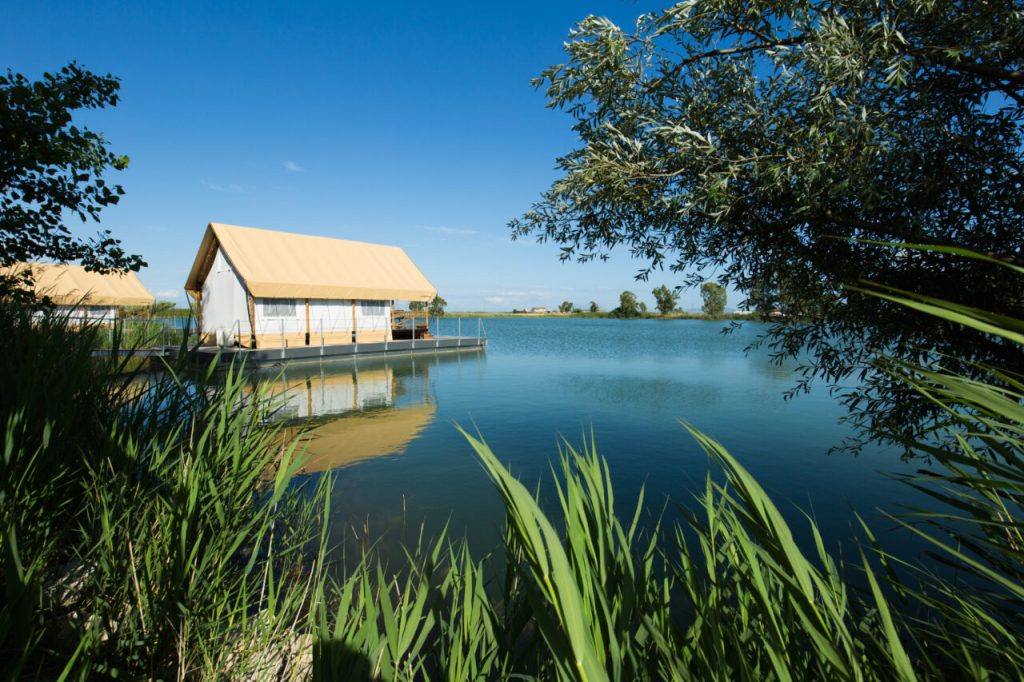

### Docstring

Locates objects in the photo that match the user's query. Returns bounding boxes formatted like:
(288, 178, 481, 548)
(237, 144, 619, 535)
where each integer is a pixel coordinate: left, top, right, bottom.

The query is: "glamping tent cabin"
(3, 262, 154, 321)
(184, 223, 437, 349)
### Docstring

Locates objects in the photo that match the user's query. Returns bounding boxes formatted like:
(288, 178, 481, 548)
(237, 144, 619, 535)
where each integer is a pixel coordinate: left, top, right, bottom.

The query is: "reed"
(850, 244, 1024, 677)
(312, 245, 1024, 680)
(3, 242, 1023, 679)
(0, 303, 329, 679)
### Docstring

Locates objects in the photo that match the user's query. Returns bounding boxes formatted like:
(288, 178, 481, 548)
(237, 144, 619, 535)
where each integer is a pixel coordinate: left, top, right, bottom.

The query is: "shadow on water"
(312, 640, 375, 681)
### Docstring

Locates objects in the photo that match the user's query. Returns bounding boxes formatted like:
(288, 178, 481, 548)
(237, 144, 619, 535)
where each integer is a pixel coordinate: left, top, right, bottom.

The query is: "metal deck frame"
(196, 335, 487, 367)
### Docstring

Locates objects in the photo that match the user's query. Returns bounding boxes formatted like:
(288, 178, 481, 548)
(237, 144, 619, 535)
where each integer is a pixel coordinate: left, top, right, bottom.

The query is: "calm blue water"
(259, 318, 922, 564)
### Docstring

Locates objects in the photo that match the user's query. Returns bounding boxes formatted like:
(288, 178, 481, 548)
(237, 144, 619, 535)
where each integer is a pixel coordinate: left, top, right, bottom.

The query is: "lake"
(253, 317, 923, 565)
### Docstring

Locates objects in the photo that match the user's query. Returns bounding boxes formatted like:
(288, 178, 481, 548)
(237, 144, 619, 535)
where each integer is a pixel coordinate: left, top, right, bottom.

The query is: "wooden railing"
(391, 309, 432, 340)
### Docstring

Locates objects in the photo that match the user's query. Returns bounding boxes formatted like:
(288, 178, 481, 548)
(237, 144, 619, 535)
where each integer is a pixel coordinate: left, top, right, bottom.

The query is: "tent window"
(263, 299, 297, 317)
(361, 301, 385, 316)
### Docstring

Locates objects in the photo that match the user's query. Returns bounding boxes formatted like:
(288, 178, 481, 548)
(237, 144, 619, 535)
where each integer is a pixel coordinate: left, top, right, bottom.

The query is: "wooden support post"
(389, 301, 394, 341)
(247, 294, 257, 349)
(304, 299, 310, 346)
(194, 292, 203, 339)
(351, 300, 357, 343)
(424, 303, 429, 339)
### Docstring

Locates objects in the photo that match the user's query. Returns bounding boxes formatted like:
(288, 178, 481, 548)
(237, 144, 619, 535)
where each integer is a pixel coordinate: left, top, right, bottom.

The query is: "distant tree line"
(422, 285, 731, 318)
(579, 283, 728, 318)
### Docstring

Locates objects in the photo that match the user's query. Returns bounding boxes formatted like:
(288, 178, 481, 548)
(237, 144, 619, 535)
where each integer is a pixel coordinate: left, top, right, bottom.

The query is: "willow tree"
(511, 1, 1024, 451)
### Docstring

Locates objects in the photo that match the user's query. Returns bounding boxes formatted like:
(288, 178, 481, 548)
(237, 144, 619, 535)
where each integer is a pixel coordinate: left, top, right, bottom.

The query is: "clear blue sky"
(3, 0, 734, 312)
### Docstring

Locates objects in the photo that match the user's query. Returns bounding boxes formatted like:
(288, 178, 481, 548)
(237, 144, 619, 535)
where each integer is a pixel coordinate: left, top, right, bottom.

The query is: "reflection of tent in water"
(253, 356, 444, 472)
(253, 367, 396, 421)
(257, 359, 440, 473)
(282, 402, 436, 473)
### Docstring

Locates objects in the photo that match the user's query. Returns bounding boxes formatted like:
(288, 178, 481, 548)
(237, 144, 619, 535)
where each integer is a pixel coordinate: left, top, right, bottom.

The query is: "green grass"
(119, 302, 194, 318)
(3, 242, 1023, 679)
(91, 316, 199, 349)
(0, 304, 329, 679)
(311, 246, 1024, 679)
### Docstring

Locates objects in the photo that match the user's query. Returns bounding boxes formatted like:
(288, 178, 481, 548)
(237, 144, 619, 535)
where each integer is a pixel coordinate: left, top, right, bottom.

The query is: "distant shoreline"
(152, 308, 761, 322)
(442, 311, 757, 321)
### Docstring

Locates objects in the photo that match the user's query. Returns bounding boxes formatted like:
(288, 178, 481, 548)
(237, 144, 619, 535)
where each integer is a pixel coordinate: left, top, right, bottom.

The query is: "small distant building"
(530, 306, 547, 314)
(3, 262, 154, 321)
(184, 223, 436, 348)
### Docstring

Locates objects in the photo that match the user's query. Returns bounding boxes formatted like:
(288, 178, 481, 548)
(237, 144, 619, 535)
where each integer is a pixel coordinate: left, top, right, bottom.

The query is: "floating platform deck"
(195, 335, 487, 367)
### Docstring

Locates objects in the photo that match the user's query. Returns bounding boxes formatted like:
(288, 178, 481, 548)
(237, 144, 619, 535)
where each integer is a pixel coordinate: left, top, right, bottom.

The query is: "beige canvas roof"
(3, 263, 155, 306)
(185, 222, 437, 302)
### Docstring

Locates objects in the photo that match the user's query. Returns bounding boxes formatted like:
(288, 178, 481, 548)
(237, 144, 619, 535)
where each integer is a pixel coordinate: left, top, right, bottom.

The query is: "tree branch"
(911, 47, 1024, 87)
(658, 35, 807, 82)
(819, 208, 1023, 265)
(682, 35, 806, 67)
(905, 47, 1024, 104)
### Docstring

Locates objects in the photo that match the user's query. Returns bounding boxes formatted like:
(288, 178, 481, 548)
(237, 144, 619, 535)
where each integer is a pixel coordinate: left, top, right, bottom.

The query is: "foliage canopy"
(611, 290, 642, 318)
(652, 284, 679, 314)
(700, 282, 726, 316)
(429, 295, 447, 317)
(510, 0, 1024, 450)
(0, 63, 144, 275)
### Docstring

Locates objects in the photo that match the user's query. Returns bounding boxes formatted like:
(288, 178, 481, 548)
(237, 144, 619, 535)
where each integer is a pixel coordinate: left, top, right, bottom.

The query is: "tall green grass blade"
(460, 426, 610, 682)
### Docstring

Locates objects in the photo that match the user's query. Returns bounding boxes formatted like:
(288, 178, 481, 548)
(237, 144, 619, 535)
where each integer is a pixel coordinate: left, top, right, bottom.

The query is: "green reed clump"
(313, 423, 910, 680)
(313, 245, 1024, 680)
(849, 244, 1024, 677)
(92, 316, 200, 350)
(464, 429, 920, 681)
(5, 243, 1023, 680)
(0, 302, 329, 679)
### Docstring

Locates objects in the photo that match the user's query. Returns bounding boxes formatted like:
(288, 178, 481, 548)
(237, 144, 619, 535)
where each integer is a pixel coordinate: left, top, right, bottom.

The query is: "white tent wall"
(310, 299, 353, 335)
(201, 248, 250, 343)
(353, 300, 390, 337)
(253, 297, 392, 346)
(55, 305, 117, 323)
(254, 298, 305, 337)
